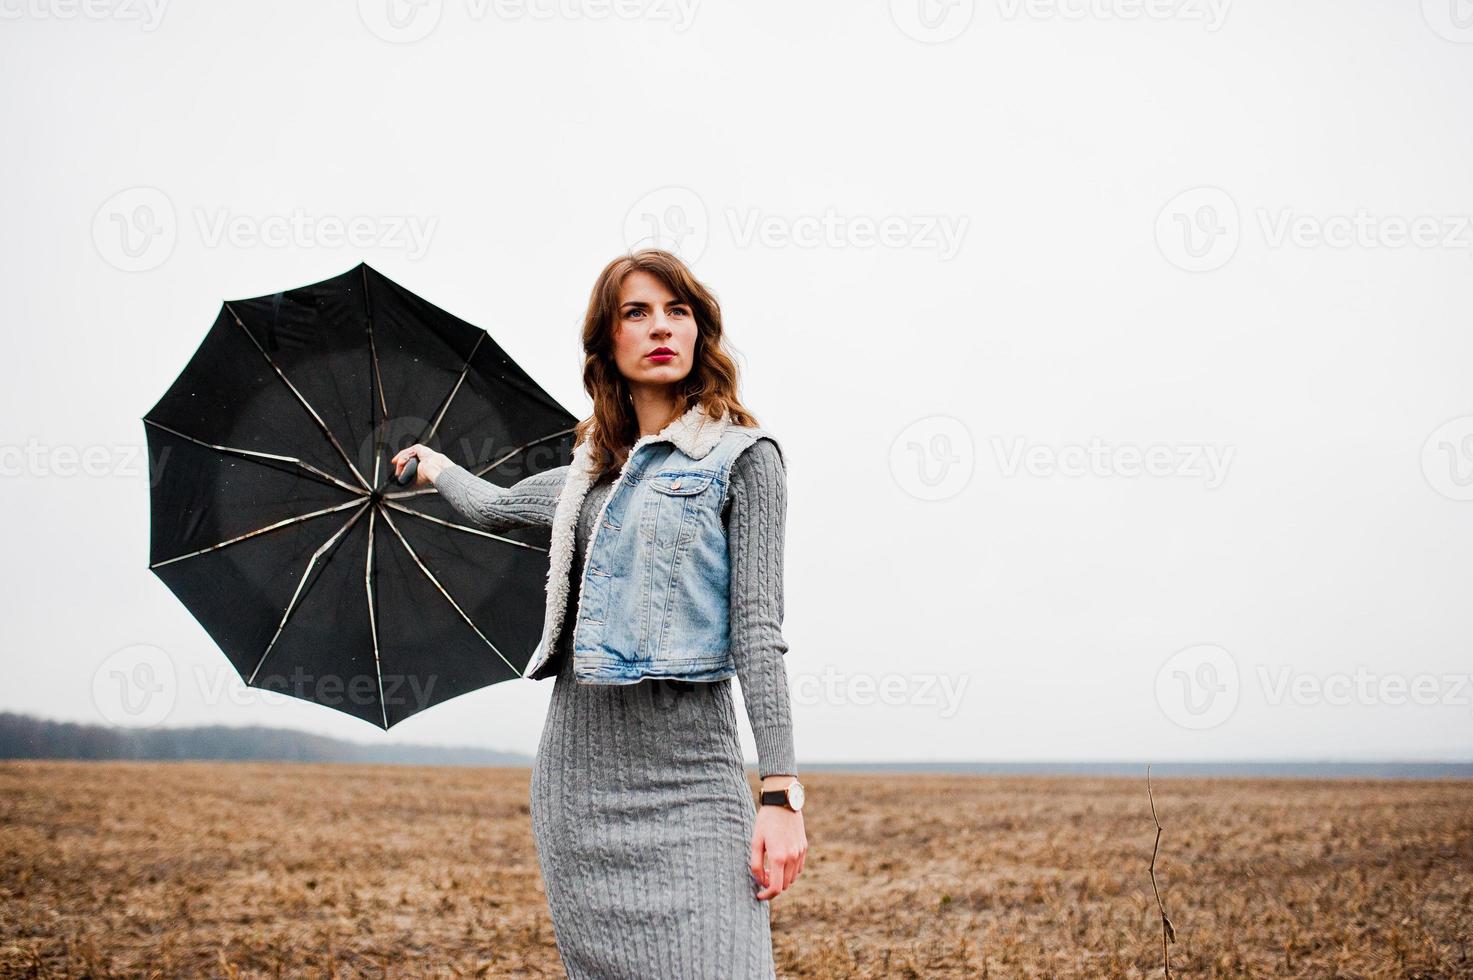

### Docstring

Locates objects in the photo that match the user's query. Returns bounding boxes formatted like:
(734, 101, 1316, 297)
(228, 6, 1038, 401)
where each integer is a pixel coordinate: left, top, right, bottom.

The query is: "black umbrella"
(143, 263, 576, 729)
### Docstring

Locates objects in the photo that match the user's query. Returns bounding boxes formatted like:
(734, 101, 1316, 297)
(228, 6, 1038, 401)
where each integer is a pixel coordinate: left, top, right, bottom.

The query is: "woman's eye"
(671, 307, 689, 317)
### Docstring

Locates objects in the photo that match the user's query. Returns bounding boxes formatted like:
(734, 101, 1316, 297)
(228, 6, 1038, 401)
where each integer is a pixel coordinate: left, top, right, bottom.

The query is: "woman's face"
(610, 269, 699, 392)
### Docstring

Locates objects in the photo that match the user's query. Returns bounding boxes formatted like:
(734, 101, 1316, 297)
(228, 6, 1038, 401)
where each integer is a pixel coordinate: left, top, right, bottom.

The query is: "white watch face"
(788, 782, 805, 810)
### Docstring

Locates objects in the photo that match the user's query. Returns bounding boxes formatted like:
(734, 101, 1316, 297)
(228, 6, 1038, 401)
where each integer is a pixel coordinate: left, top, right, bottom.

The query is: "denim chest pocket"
(643, 470, 716, 548)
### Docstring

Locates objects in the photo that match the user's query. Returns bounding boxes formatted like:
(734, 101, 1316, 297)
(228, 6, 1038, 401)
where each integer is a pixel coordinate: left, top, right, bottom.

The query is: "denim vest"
(523, 404, 783, 684)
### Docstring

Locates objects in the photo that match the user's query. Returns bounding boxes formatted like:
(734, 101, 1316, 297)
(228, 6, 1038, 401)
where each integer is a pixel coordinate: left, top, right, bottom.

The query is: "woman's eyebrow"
(620, 299, 689, 310)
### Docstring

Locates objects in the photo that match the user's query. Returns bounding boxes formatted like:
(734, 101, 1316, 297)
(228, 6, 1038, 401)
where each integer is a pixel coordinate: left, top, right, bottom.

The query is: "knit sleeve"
(431, 461, 568, 532)
(724, 437, 798, 779)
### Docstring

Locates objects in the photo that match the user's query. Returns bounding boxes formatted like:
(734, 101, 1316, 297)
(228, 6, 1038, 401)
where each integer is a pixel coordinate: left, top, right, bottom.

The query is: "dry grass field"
(1, 762, 1470, 978)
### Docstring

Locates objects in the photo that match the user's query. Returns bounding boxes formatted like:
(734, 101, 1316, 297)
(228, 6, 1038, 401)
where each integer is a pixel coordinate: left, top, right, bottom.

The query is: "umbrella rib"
(142, 419, 367, 496)
(150, 498, 366, 569)
(365, 506, 388, 728)
(247, 501, 371, 686)
(419, 332, 486, 445)
(379, 499, 549, 553)
(364, 265, 390, 491)
(384, 426, 577, 501)
(224, 302, 373, 492)
(375, 504, 521, 676)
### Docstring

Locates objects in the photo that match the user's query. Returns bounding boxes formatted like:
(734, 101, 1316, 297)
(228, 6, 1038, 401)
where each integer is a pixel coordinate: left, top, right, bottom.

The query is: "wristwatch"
(758, 779, 805, 812)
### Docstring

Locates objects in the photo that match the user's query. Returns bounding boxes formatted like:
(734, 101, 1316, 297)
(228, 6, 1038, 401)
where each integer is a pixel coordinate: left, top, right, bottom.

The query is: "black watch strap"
(759, 789, 790, 808)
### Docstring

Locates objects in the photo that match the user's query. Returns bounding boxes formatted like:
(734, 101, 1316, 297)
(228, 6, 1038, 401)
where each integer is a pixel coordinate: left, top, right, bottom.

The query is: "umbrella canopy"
(143, 263, 575, 728)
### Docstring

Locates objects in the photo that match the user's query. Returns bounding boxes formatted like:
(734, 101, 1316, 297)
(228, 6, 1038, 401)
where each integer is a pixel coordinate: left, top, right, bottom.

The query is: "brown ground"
(1, 762, 1470, 978)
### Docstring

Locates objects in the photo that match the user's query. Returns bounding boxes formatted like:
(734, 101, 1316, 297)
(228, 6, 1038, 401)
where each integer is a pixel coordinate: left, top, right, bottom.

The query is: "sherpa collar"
(526, 401, 732, 678)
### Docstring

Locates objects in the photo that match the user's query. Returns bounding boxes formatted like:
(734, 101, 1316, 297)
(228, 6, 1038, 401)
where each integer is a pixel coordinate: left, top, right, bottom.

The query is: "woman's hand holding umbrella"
(392, 444, 451, 489)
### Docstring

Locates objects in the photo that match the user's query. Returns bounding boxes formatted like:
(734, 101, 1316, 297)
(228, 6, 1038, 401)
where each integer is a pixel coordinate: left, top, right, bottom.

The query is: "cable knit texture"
(431, 437, 795, 978)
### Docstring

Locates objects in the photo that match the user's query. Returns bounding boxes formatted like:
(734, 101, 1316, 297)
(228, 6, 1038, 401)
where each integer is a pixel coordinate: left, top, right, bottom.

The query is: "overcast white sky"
(3, 0, 1472, 764)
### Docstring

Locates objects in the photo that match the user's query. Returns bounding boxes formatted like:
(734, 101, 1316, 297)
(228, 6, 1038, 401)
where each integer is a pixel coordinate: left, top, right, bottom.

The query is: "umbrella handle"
(395, 454, 419, 487)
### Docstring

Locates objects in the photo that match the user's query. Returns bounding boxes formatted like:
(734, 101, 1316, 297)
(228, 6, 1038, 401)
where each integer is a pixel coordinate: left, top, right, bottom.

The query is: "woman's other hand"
(390, 444, 450, 489)
(750, 780, 807, 901)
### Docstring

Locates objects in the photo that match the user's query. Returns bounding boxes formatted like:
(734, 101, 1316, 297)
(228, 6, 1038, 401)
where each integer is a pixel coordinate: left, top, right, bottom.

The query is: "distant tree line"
(0, 712, 533, 767)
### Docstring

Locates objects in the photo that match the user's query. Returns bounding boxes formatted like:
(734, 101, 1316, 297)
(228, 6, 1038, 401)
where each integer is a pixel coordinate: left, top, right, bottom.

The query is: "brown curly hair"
(574, 248, 759, 478)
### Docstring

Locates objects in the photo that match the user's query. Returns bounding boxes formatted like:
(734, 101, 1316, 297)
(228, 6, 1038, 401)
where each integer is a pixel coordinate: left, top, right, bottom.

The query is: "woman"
(390, 248, 806, 978)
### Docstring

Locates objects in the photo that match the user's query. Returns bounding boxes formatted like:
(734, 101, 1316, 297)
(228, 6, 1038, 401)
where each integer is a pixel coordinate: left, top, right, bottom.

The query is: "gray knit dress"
(432, 437, 796, 979)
